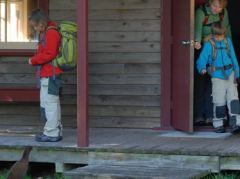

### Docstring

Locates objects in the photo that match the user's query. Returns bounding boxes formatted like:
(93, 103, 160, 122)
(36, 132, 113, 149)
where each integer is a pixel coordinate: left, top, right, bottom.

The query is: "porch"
(0, 127, 240, 178)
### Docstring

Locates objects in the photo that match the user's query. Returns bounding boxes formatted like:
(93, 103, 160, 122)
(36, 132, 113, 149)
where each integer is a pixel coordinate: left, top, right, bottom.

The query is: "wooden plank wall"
(0, 0, 161, 129)
(86, 0, 161, 128)
(0, 57, 77, 128)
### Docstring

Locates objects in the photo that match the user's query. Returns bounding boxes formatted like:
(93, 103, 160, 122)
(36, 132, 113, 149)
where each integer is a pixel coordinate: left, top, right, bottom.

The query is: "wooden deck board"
(64, 165, 210, 179)
(1, 127, 240, 173)
(0, 127, 239, 156)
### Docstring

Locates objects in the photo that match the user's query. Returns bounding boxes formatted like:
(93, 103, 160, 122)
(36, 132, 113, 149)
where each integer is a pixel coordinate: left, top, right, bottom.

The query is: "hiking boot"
(35, 133, 62, 142)
(231, 126, 240, 135)
(214, 126, 225, 133)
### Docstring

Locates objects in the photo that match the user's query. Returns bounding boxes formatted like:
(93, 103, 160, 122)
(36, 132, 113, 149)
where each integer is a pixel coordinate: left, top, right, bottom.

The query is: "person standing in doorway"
(196, 21, 240, 133)
(194, 0, 231, 126)
(28, 9, 63, 142)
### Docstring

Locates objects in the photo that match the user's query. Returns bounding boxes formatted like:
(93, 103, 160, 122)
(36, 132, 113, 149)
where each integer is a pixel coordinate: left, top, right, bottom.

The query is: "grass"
(0, 169, 8, 179)
(1, 168, 240, 179)
(0, 169, 71, 179)
(201, 171, 240, 179)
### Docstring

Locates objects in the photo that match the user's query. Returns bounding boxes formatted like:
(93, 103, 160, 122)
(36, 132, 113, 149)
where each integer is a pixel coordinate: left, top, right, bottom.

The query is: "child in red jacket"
(28, 9, 62, 142)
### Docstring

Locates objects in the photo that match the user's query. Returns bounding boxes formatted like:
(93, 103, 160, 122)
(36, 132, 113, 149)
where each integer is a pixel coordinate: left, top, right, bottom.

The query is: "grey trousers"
(212, 72, 240, 128)
(40, 77, 62, 137)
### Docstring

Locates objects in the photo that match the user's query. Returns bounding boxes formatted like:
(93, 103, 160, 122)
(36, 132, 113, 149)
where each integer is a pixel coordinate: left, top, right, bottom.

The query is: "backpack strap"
(219, 9, 225, 21)
(39, 26, 59, 47)
(205, 35, 230, 60)
(204, 35, 217, 60)
(205, 35, 232, 79)
(223, 36, 231, 58)
(200, 5, 209, 25)
(209, 38, 217, 60)
(200, 5, 225, 26)
(42, 26, 60, 80)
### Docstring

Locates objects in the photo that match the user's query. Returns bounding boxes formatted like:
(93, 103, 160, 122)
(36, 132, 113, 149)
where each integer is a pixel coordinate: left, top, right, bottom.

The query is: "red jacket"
(30, 21, 62, 77)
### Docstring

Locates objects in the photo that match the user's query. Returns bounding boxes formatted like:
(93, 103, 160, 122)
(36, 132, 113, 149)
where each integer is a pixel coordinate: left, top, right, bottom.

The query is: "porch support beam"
(38, 0, 49, 15)
(77, 0, 89, 147)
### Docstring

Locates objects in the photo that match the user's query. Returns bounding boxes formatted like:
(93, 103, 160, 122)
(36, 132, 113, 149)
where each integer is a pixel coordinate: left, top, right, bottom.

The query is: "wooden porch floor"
(0, 127, 240, 175)
(0, 127, 237, 155)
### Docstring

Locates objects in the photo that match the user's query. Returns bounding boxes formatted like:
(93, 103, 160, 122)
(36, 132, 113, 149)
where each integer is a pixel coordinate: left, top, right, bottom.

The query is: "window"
(0, 0, 38, 49)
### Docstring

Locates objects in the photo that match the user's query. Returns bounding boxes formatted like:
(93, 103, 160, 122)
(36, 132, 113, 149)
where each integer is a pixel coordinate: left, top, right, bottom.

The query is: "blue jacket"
(196, 37, 240, 79)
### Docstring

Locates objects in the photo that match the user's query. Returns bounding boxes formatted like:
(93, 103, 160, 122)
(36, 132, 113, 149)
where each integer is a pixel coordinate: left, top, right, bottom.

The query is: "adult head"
(29, 9, 49, 34)
(208, 0, 227, 14)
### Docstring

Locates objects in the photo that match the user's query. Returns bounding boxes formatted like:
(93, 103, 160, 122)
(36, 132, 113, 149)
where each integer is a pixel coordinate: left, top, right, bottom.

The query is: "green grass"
(0, 170, 70, 179)
(0, 169, 8, 179)
(201, 172, 240, 179)
(1, 169, 240, 179)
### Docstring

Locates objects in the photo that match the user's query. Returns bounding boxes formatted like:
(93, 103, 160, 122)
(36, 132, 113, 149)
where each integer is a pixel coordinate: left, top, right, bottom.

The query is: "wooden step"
(64, 165, 210, 179)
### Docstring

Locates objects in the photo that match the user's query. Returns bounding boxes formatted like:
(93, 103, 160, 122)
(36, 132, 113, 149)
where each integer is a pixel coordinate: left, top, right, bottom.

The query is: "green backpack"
(48, 21, 77, 71)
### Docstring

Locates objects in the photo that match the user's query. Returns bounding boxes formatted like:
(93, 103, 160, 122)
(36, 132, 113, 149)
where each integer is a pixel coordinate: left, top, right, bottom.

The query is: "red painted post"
(77, 0, 89, 147)
(160, 0, 172, 130)
(38, 0, 49, 15)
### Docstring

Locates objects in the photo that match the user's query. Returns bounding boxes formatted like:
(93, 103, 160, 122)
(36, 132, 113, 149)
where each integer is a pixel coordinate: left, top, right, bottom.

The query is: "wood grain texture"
(0, 0, 161, 128)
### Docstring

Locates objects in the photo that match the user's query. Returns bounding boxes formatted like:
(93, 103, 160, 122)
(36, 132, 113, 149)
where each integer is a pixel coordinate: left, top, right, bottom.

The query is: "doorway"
(193, 0, 213, 128)
(228, 0, 240, 121)
(193, 0, 240, 130)
(161, 0, 240, 132)
(228, 0, 240, 61)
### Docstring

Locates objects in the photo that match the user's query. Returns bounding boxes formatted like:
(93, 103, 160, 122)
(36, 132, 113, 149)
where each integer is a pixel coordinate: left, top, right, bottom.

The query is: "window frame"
(0, 0, 49, 56)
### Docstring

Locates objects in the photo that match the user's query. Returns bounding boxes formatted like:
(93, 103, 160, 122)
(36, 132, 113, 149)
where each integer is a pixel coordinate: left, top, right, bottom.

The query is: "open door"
(171, 0, 195, 132)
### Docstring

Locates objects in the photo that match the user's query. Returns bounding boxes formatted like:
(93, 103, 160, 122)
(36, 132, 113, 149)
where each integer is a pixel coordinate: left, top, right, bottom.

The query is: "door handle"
(182, 40, 194, 46)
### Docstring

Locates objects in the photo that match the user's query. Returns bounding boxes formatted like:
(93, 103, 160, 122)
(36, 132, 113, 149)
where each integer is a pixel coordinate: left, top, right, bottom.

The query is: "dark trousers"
(194, 50, 214, 120)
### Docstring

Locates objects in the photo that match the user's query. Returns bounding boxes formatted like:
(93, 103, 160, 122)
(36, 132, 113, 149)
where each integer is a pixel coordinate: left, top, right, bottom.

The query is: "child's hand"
(28, 58, 32, 65)
(194, 42, 201, 49)
(201, 69, 207, 75)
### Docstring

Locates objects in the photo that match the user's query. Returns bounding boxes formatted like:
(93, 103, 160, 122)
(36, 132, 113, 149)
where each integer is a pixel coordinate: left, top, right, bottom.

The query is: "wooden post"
(38, 0, 49, 15)
(77, 0, 89, 147)
(160, 0, 172, 130)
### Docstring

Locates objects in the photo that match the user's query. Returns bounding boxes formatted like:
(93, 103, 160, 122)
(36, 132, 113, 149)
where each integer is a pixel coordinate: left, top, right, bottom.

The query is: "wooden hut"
(1, 0, 239, 146)
(1, 1, 240, 177)
(0, 0, 163, 147)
